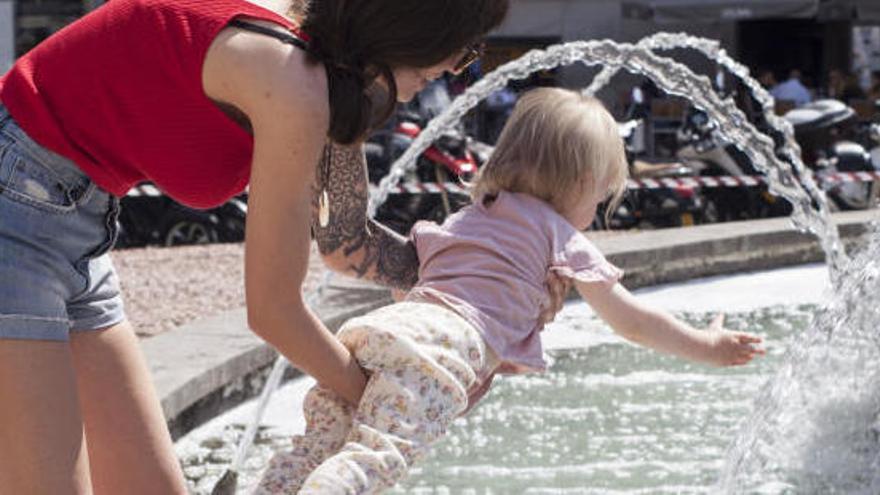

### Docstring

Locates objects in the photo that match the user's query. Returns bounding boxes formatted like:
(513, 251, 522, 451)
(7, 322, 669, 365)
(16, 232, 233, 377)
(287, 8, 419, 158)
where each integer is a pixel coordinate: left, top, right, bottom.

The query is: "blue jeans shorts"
(0, 104, 125, 341)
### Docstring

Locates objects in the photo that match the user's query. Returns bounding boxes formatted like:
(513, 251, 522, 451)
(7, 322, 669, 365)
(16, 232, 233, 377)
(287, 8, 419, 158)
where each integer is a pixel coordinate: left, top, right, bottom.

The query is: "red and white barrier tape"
(127, 171, 880, 199)
(376, 171, 880, 195)
(631, 171, 880, 189)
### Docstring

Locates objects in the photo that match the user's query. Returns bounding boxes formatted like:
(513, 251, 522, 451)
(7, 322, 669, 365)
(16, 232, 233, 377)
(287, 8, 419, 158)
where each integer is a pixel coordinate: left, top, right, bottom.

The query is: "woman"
(0, 0, 545, 493)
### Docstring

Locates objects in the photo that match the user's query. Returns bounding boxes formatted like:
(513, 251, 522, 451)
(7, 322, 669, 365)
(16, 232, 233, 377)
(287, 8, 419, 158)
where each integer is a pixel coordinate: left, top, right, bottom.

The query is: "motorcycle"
(116, 185, 247, 248)
(783, 99, 879, 211)
(675, 108, 792, 222)
(367, 81, 484, 234)
(599, 119, 707, 230)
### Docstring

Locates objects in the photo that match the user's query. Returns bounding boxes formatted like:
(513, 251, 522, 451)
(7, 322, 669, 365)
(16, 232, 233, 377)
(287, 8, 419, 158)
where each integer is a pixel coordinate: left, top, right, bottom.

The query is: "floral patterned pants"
(254, 301, 493, 494)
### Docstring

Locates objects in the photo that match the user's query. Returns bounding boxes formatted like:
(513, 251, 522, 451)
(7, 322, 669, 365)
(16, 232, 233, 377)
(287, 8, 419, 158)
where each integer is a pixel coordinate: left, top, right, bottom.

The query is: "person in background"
(770, 69, 812, 107)
(255, 88, 765, 494)
(828, 68, 867, 104)
(483, 83, 518, 142)
(757, 69, 778, 91)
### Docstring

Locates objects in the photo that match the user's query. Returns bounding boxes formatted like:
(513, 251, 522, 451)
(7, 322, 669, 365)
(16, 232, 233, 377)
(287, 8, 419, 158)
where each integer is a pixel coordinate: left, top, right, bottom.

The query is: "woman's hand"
(539, 271, 573, 325)
(704, 314, 766, 367)
(338, 356, 369, 404)
(390, 288, 408, 302)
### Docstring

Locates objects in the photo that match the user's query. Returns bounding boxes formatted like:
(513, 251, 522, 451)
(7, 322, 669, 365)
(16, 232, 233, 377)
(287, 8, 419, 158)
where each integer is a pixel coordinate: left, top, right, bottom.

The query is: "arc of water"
(582, 33, 844, 273)
(371, 38, 845, 276)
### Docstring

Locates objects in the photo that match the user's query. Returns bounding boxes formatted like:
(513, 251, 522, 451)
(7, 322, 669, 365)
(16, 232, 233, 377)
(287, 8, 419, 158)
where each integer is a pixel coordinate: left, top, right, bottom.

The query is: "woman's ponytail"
(321, 60, 397, 145)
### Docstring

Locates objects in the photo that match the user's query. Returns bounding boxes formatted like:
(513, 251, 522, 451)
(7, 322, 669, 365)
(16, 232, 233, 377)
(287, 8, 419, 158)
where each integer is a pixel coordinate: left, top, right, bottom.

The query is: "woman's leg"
(70, 321, 188, 495)
(0, 339, 93, 494)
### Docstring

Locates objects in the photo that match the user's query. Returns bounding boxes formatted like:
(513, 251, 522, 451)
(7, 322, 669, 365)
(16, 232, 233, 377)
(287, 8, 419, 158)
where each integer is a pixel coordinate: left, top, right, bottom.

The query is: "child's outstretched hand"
(705, 314, 766, 366)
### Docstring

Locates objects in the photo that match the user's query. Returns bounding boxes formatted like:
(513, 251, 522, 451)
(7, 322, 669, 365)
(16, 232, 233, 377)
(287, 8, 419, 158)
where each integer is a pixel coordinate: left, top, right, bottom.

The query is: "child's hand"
(705, 314, 766, 366)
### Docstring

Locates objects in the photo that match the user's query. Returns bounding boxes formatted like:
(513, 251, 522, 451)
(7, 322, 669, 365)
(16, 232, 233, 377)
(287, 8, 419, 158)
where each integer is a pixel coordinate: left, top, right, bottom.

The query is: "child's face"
(561, 181, 608, 231)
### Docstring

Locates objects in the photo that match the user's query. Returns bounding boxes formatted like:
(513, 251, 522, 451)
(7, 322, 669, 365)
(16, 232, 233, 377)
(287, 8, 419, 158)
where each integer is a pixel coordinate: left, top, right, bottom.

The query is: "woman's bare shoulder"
(202, 23, 329, 128)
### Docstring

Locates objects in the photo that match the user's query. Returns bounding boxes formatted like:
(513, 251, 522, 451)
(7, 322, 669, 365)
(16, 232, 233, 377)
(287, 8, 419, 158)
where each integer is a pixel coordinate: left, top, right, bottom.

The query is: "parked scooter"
(675, 107, 792, 221)
(367, 81, 484, 234)
(783, 99, 879, 210)
(599, 119, 706, 229)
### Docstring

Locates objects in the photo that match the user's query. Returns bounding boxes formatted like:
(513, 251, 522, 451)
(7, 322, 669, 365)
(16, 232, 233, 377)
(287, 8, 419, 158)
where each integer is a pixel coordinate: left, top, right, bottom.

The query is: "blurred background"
(3, 0, 879, 243)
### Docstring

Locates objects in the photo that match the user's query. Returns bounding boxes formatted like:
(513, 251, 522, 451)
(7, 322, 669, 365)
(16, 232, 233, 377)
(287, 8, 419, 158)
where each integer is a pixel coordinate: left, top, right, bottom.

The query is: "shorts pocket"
(0, 143, 83, 214)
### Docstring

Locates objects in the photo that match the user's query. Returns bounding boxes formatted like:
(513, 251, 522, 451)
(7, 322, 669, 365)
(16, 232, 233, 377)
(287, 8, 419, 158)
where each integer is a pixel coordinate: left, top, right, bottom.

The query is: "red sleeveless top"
(0, 0, 307, 208)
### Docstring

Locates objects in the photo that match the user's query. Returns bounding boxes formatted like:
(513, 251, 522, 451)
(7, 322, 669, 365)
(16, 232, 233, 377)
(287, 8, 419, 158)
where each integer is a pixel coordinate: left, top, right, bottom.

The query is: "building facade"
(1, 1, 877, 99)
(489, 0, 879, 97)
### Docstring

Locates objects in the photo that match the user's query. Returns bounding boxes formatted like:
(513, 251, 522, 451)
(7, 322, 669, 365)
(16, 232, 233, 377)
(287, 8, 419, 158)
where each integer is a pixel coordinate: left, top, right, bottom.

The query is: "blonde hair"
(471, 88, 629, 223)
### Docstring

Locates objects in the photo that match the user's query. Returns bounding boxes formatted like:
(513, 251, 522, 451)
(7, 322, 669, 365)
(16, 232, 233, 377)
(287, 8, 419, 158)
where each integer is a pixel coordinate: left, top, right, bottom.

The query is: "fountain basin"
(147, 210, 875, 440)
(175, 263, 832, 492)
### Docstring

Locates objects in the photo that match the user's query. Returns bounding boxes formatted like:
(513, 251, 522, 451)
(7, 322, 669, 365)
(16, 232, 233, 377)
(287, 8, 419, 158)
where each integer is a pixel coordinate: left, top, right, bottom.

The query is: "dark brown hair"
(297, 0, 509, 145)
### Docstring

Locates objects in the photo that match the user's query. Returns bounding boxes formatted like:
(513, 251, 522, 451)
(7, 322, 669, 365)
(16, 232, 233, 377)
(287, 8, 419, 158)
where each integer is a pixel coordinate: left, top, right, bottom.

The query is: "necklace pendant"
(319, 189, 330, 227)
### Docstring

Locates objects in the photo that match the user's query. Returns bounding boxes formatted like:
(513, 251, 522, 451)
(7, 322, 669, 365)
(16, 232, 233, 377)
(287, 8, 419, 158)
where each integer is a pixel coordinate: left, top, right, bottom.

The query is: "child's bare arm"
(575, 281, 765, 366)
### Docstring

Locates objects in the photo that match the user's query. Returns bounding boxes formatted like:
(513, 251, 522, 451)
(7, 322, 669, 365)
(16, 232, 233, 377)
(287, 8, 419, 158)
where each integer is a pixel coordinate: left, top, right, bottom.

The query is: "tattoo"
(311, 142, 419, 289)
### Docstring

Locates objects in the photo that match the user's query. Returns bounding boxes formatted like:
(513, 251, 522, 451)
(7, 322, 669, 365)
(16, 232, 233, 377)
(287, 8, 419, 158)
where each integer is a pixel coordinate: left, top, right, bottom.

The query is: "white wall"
(0, 0, 13, 74)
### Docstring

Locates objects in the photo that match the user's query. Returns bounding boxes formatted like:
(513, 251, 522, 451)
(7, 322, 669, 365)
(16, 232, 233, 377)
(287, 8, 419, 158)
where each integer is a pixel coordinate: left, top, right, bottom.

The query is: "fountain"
(718, 225, 880, 493)
(188, 32, 879, 493)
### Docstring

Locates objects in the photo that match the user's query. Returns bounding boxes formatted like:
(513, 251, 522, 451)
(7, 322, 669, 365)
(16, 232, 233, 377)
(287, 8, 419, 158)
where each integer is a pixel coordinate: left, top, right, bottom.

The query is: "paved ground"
(112, 243, 327, 337)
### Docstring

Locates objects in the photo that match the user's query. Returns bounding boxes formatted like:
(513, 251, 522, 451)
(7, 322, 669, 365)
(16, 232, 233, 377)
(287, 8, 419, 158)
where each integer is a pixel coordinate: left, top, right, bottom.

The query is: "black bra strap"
(228, 18, 311, 53)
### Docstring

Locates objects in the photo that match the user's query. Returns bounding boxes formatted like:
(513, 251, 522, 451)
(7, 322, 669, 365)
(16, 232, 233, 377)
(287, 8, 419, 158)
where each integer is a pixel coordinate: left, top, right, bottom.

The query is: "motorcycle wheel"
(220, 217, 246, 243)
(163, 220, 219, 247)
(114, 221, 136, 249)
(829, 182, 875, 210)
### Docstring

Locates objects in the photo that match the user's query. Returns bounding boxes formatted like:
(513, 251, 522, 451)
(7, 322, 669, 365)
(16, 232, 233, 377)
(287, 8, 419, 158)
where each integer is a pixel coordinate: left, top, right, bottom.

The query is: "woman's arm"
(204, 26, 366, 404)
(576, 281, 764, 366)
(310, 142, 419, 290)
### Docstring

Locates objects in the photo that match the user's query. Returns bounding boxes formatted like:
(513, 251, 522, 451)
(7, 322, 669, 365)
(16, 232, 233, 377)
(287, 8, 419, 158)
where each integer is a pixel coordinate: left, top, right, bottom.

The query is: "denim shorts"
(0, 104, 125, 341)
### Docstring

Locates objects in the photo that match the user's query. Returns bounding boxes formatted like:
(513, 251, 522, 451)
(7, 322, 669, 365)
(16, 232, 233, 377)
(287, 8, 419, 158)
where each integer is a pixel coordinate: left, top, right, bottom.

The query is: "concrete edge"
(596, 209, 874, 289)
(143, 283, 392, 439)
(146, 209, 877, 439)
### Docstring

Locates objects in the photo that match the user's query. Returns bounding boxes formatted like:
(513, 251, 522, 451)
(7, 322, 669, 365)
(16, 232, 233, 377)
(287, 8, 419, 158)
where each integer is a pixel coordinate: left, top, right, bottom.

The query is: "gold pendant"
(318, 189, 330, 227)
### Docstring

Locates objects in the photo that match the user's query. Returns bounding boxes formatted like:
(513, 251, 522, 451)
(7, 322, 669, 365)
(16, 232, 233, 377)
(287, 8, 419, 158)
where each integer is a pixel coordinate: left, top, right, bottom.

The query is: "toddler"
(256, 87, 765, 494)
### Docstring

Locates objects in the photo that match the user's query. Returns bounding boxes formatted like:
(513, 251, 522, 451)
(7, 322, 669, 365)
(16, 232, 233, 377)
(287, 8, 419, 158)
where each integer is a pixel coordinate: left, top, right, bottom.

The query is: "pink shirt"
(409, 191, 622, 373)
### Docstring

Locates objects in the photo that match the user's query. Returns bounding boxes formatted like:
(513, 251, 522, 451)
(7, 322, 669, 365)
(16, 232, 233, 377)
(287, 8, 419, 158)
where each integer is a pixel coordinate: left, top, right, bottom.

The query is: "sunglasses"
(454, 42, 485, 73)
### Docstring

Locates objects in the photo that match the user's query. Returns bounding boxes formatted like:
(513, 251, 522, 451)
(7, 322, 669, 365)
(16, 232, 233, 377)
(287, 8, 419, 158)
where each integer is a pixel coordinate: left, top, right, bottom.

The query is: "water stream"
(718, 225, 880, 493)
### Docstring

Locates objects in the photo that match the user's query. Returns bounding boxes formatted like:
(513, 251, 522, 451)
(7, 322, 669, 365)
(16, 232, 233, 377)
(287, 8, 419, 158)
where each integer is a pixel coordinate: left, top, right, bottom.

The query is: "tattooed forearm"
(311, 142, 419, 290)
